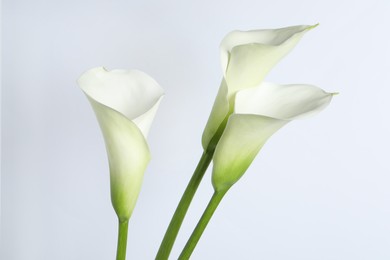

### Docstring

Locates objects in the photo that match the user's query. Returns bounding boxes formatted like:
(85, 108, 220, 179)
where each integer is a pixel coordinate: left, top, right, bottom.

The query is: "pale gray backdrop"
(2, 0, 390, 259)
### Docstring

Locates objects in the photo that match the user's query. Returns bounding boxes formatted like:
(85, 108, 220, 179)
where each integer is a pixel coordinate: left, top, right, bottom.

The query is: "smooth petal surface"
(78, 67, 164, 137)
(78, 67, 164, 220)
(202, 25, 316, 149)
(212, 83, 334, 192)
(223, 25, 316, 95)
(201, 79, 230, 149)
(212, 114, 287, 192)
(235, 82, 334, 120)
(87, 98, 151, 220)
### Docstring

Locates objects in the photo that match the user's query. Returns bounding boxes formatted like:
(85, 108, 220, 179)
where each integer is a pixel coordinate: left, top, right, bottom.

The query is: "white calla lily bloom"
(202, 24, 318, 149)
(212, 82, 335, 192)
(78, 67, 164, 221)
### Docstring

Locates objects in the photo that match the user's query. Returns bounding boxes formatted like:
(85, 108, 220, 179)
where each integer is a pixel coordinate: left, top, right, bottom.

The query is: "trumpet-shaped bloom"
(78, 67, 164, 221)
(212, 82, 335, 192)
(202, 25, 318, 149)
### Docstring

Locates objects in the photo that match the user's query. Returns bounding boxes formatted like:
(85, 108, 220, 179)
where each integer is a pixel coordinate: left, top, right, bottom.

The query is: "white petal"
(212, 114, 287, 191)
(201, 79, 230, 149)
(133, 96, 164, 138)
(78, 67, 164, 138)
(86, 97, 151, 220)
(221, 25, 316, 95)
(235, 82, 334, 120)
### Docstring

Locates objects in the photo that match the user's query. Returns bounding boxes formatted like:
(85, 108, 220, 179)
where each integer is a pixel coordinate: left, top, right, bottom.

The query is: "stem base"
(116, 220, 129, 260)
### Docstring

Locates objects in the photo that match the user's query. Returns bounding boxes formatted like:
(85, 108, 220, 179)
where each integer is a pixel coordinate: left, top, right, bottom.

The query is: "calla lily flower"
(212, 82, 335, 192)
(202, 24, 318, 150)
(173, 25, 336, 259)
(78, 67, 164, 221)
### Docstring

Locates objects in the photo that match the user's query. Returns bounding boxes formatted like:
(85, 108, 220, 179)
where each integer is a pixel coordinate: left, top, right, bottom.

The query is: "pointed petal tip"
(307, 23, 320, 31)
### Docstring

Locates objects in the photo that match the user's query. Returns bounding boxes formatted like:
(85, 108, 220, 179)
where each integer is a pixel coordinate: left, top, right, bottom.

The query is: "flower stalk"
(178, 189, 228, 260)
(116, 220, 129, 260)
(156, 150, 214, 260)
(156, 114, 231, 259)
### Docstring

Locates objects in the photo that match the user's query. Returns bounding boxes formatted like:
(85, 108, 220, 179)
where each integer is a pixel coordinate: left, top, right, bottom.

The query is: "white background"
(2, 0, 390, 259)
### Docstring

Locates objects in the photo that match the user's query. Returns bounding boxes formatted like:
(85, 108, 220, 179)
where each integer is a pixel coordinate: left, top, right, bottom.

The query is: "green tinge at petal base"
(78, 67, 164, 221)
(212, 82, 335, 192)
(212, 114, 287, 192)
(88, 97, 151, 221)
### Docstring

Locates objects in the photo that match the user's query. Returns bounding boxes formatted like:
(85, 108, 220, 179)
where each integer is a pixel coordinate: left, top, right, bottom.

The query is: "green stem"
(156, 150, 214, 260)
(116, 219, 129, 260)
(178, 190, 228, 260)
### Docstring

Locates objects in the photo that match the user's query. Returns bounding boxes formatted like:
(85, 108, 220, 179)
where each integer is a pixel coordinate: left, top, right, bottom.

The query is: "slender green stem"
(116, 219, 129, 260)
(156, 150, 214, 260)
(178, 190, 228, 260)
